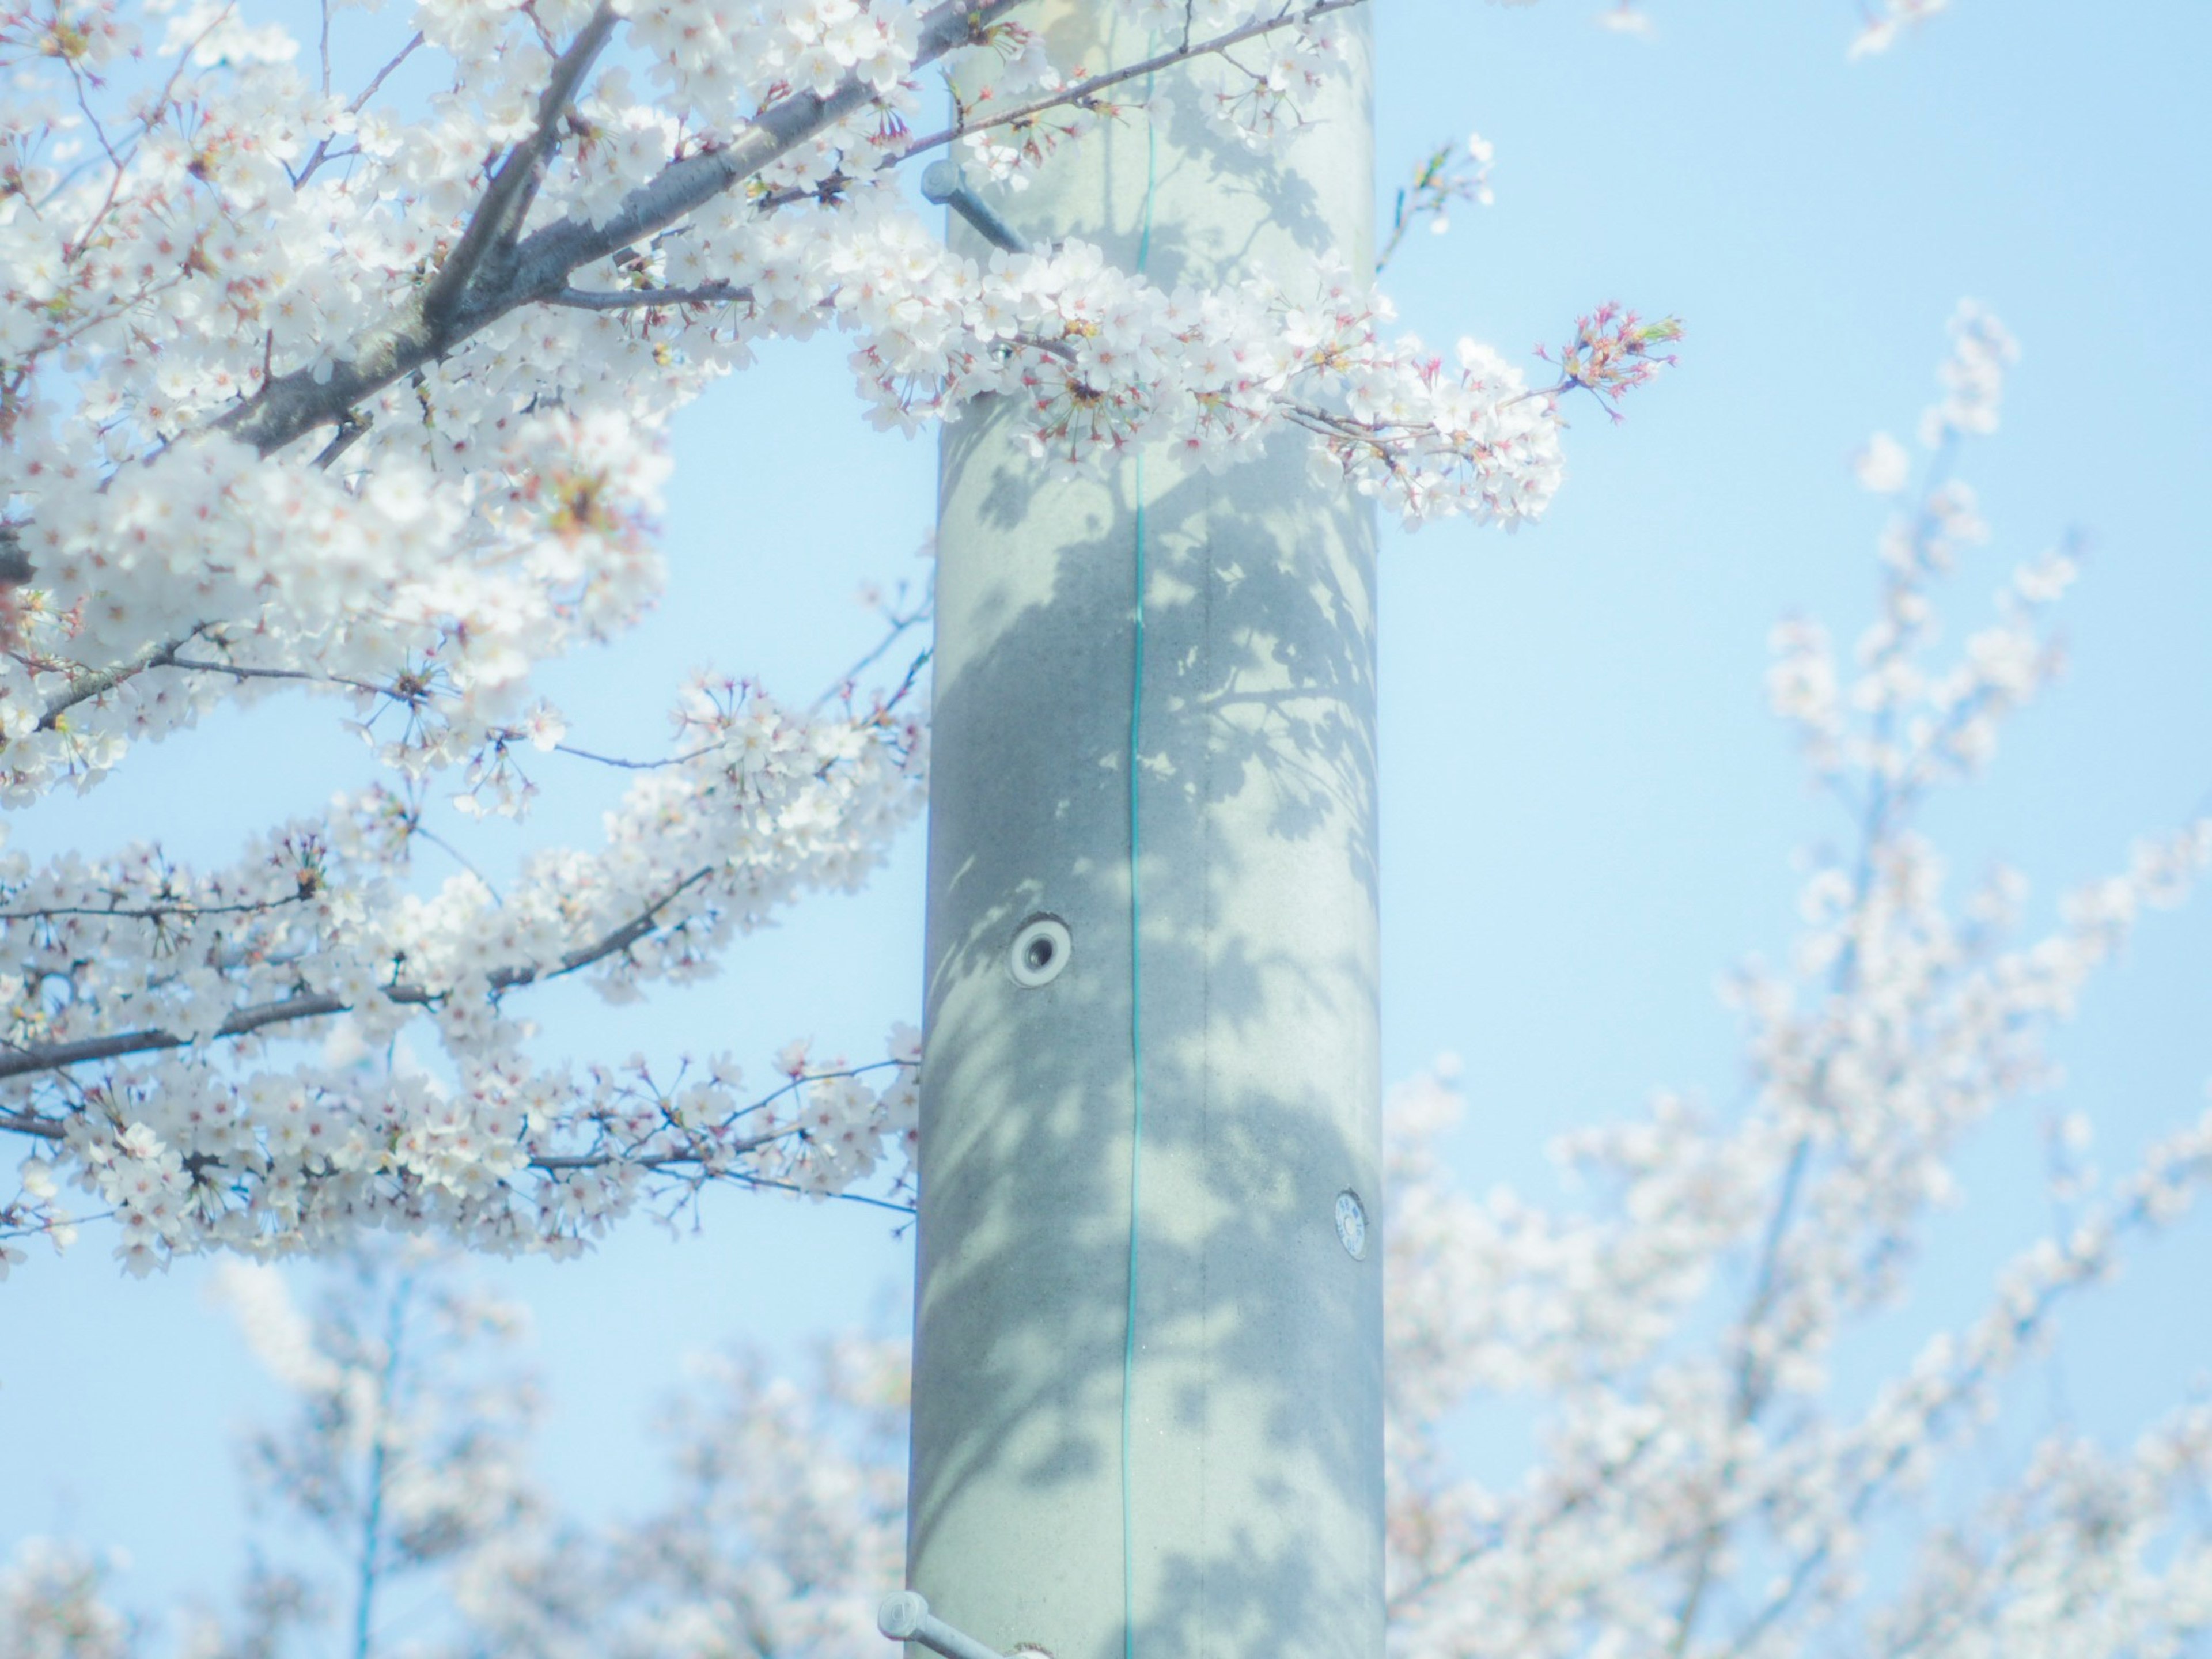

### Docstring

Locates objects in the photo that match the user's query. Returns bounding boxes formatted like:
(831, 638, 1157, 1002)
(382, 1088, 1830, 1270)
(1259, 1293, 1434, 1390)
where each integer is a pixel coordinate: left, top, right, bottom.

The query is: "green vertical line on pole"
(1122, 52, 1161, 1659)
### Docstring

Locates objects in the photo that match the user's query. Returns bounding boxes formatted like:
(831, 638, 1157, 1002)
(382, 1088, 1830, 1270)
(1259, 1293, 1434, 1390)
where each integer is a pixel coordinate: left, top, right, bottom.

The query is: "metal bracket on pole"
(878, 1592, 1012, 1659)
(920, 161, 1031, 254)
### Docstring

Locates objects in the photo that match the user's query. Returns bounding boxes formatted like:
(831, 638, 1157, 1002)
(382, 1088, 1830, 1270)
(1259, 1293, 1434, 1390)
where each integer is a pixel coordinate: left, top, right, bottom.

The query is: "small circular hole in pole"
(1009, 914, 1072, 988)
(1335, 1190, 1368, 1260)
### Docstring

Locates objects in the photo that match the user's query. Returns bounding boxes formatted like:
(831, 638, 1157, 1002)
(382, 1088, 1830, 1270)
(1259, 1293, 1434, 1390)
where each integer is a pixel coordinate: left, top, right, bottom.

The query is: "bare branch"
(813, 594, 934, 710)
(551, 741, 723, 771)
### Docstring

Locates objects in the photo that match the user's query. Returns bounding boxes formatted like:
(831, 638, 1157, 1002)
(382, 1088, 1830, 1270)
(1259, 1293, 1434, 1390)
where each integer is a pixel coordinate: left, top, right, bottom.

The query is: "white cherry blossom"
(1, 0, 1671, 1272)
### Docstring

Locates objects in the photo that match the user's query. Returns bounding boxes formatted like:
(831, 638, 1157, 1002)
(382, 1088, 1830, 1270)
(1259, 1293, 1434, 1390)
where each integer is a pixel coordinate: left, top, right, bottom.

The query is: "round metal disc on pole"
(908, 12, 1381, 1659)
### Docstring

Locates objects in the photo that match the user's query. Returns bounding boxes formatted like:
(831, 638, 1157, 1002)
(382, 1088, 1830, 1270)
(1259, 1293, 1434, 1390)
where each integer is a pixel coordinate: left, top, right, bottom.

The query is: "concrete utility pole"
(907, 11, 1380, 1659)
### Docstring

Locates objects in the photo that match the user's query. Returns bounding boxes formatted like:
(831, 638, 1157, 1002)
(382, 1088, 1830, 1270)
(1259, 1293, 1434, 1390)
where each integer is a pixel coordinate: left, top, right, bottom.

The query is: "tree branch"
(891, 0, 1370, 164)
(0, 891, 315, 924)
(419, 4, 620, 327)
(36, 630, 204, 731)
(0, 867, 720, 1082)
(546, 281, 752, 312)
(208, 0, 1025, 462)
(165, 654, 387, 697)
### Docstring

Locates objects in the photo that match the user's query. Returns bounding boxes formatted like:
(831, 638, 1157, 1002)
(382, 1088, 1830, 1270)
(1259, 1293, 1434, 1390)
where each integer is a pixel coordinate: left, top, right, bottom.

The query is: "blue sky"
(5, 0, 2210, 1624)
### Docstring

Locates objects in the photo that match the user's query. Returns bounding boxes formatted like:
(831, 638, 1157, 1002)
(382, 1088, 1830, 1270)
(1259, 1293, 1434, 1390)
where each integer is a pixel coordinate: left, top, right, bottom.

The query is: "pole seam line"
(1123, 41, 1162, 1659)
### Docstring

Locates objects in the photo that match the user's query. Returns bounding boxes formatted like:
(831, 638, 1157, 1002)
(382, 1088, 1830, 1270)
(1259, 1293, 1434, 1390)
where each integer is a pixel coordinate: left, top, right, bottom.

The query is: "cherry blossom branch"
(164, 655, 389, 698)
(1717, 1138, 2212, 1657)
(28, 640, 395, 733)
(36, 629, 206, 730)
(290, 31, 426, 190)
(889, 0, 1372, 165)
(209, 0, 1028, 463)
(42, 7, 237, 269)
(1662, 536, 1982, 1649)
(525, 1061, 902, 1171)
(0, 866, 721, 1082)
(546, 282, 753, 312)
(1387, 1423, 1668, 1618)
(0, 991, 357, 1079)
(0, 892, 316, 924)
(420, 3, 622, 328)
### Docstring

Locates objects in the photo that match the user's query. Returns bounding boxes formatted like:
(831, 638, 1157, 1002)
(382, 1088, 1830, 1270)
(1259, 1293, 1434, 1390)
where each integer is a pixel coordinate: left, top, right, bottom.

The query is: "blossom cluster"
(0, 675, 926, 1277)
(0, 1537, 132, 1659)
(1535, 302, 1684, 421)
(1380, 312, 2212, 1658)
(132, 1249, 911, 1659)
(1775, 301, 2048, 787)
(0, 0, 1654, 1273)
(14, 305, 2200, 1659)
(841, 228, 1570, 525)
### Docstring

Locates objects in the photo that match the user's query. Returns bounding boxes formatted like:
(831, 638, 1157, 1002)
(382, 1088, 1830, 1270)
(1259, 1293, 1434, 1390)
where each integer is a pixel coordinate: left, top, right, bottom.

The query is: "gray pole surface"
(908, 12, 1380, 1659)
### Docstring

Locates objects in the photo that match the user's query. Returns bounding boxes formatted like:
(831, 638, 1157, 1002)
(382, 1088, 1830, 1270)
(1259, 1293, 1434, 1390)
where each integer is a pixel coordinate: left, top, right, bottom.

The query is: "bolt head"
(880, 1592, 930, 1641)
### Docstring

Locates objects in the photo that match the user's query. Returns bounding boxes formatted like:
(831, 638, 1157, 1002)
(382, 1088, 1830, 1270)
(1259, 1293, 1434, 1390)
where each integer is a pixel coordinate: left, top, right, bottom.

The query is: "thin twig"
(0, 865, 721, 1081)
(293, 32, 426, 189)
(0, 892, 314, 924)
(889, 0, 1369, 165)
(551, 740, 722, 771)
(812, 595, 934, 710)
